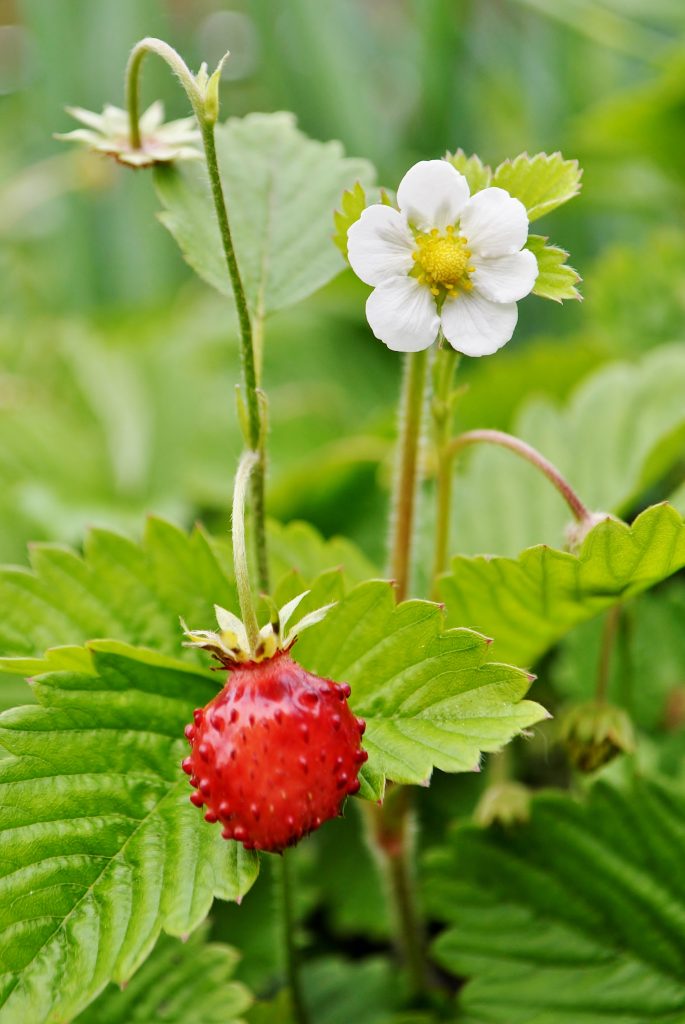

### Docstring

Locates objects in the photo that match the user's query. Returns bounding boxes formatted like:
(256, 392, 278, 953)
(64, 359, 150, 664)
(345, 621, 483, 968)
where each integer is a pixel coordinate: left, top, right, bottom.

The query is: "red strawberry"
(182, 651, 367, 852)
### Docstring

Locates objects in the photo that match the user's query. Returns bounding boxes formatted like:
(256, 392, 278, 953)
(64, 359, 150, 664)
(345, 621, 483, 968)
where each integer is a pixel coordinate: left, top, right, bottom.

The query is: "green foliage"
(444, 149, 492, 194)
(426, 777, 685, 1024)
(526, 234, 582, 302)
(155, 113, 375, 317)
(76, 926, 252, 1024)
(333, 181, 367, 259)
(295, 581, 546, 799)
(491, 152, 582, 221)
(452, 343, 685, 557)
(439, 503, 685, 667)
(0, 642, 259, 1024)
(0, 517, 374, 675)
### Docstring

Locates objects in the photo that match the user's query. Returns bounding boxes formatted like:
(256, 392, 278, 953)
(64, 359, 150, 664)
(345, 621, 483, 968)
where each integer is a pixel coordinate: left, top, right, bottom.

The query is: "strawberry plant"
(1, 22, 685, 1024)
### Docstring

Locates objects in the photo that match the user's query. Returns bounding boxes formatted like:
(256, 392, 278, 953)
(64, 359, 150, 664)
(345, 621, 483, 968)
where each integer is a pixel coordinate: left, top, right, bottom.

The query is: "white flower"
(55, 101, 201, 168)
(347, 160, 538, 356)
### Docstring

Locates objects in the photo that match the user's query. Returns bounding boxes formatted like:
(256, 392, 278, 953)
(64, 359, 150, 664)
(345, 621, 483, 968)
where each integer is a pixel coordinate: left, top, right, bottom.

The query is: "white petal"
(441, 291, 518, 357)
(140, 100, 165, 132)
(460, 187, 529, 257)
(64, 106, 105, 130)
(366, 278, 440, 352)
(471, 249, 538, 303)
(397, 160, 470, 232)
(347, 205, 415, 286)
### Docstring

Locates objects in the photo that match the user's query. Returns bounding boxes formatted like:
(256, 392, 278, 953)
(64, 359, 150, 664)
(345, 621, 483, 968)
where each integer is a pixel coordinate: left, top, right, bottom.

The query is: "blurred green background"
(0, 0, 684, 567)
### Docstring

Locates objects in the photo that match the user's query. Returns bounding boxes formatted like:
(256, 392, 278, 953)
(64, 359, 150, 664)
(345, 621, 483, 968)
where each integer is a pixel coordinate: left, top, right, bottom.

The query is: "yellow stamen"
(413, 229, 473, 296)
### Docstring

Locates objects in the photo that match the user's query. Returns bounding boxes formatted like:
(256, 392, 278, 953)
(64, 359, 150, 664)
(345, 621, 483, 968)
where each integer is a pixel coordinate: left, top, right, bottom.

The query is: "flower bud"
(560, 700, 635, 773)
(474, 781, 531, 827)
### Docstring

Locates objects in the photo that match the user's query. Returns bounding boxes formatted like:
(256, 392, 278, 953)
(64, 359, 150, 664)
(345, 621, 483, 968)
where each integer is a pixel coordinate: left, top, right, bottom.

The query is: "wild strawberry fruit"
(181, 595, 367, 852)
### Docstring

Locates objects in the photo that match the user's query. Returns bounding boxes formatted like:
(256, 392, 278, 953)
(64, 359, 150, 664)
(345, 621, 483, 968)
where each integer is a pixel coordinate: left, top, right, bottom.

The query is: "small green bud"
(474, 781, 531, 828)
(560, 700, 635, 773)
(199, 52, 229, 125)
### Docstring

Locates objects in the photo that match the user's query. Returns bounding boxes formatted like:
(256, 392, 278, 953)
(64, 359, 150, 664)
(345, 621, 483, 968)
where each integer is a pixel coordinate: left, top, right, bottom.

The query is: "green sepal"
(333, 181, 367, 260)
(526, 234, 582, 302)
(492, 151, 582, 220)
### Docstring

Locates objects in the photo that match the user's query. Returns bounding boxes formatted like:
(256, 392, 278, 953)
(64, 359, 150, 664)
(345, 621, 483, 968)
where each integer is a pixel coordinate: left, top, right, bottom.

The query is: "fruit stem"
(233, 451, 261, 654)
(430, 343, 460, 599)
(449, 429, 592, 524)
(363, 789, 430, 999)
(278, 851, 311, 1024)
(124, 37, 270, 594)
(388, 349, 429, 602)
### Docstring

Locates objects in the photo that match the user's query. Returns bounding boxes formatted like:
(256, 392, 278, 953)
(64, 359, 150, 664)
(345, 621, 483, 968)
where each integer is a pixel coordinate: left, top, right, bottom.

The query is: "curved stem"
(430, 345, 460, 598)
(125, 37, 201, 148)
(200, 119, 269, 593)
(278, 852, 311, 1024)
(232, 451, 260, 653)
(449, 429, 591, 524)
(124, 37, 270, 592)
(388, 350, 429, 602)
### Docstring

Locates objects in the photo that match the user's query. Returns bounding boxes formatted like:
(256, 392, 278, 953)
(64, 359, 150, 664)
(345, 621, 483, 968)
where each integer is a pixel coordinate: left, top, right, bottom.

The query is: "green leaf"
(452, 343, 685, 557)
(76, 925, 252, 1023)
(426, 777, 685, 1024)
(444, 150, 492, 194)
(154, 112, 375, 317)
(439, 503, 685, 667)
(0, 517, 373, 675)
(526, 234, 582, 302)
(0, 642, 259, 1023)
(333, 181, 367, 259)
(491, 151, 582, 220)
(295, 581, 546, 799)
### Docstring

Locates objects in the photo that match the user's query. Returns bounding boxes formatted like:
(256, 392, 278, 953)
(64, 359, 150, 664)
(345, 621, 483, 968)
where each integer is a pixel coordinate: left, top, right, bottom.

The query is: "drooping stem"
(125, 37, 200, 149)
(232, 451, 260, 654)
(278, 851, 311, 1024)
(200, 120, 270, 592)
(123, 37, 270, 592)
(449, 429, 592, 524)
(430, 345, 460, 598)
(388, 350, 429, 601)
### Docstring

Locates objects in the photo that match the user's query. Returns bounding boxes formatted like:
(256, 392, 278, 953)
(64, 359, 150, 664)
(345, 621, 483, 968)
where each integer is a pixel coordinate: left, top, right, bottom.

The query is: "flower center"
(412, 226, 474, 297)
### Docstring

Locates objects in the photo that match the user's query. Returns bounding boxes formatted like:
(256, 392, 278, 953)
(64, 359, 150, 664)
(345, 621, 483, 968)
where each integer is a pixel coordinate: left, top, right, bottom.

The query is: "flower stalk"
(232, 451, 260, 655)
(449, 428, 592, 524)
(124, 37, 270, 593)
(430, 343, 460, 597)
(388, 349, 429, 601)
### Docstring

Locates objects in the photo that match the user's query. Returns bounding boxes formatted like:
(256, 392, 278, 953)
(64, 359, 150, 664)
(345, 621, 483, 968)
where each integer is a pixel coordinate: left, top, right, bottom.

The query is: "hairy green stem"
(200, 120, 270, 592)
(430, 345, 460, 598)
(278, 852, 311, 1024)
(449, 429, 591, 524)
(124, 37, 270, 592)
(388, 350, 429, 602)
(232, 451, 260, 653)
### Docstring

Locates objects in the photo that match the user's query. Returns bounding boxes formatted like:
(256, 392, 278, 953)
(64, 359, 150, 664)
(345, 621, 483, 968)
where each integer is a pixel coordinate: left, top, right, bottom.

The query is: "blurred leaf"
(491, 152, 582, 220)
(295, 581, 546, 799)
(155, 113, 375, 317)
(527, 234, 582, 301)
(439, 503, 685, 667)
(0, 642, 259, 1024)
(445, 149, 492, 194)
(333, 181, 367, 259)
(426, 776, 685, 1024)
(452, 344, 685, 557)
(76, 925, 252, 1023)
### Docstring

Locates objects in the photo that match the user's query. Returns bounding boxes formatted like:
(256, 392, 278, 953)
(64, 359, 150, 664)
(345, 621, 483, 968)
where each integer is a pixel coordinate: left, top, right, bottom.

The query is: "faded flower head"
(560, 700, 635, 773)
(182, 591, 335, 668)
(55, 100, 201, 168)
(347, 159, 538, 356)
